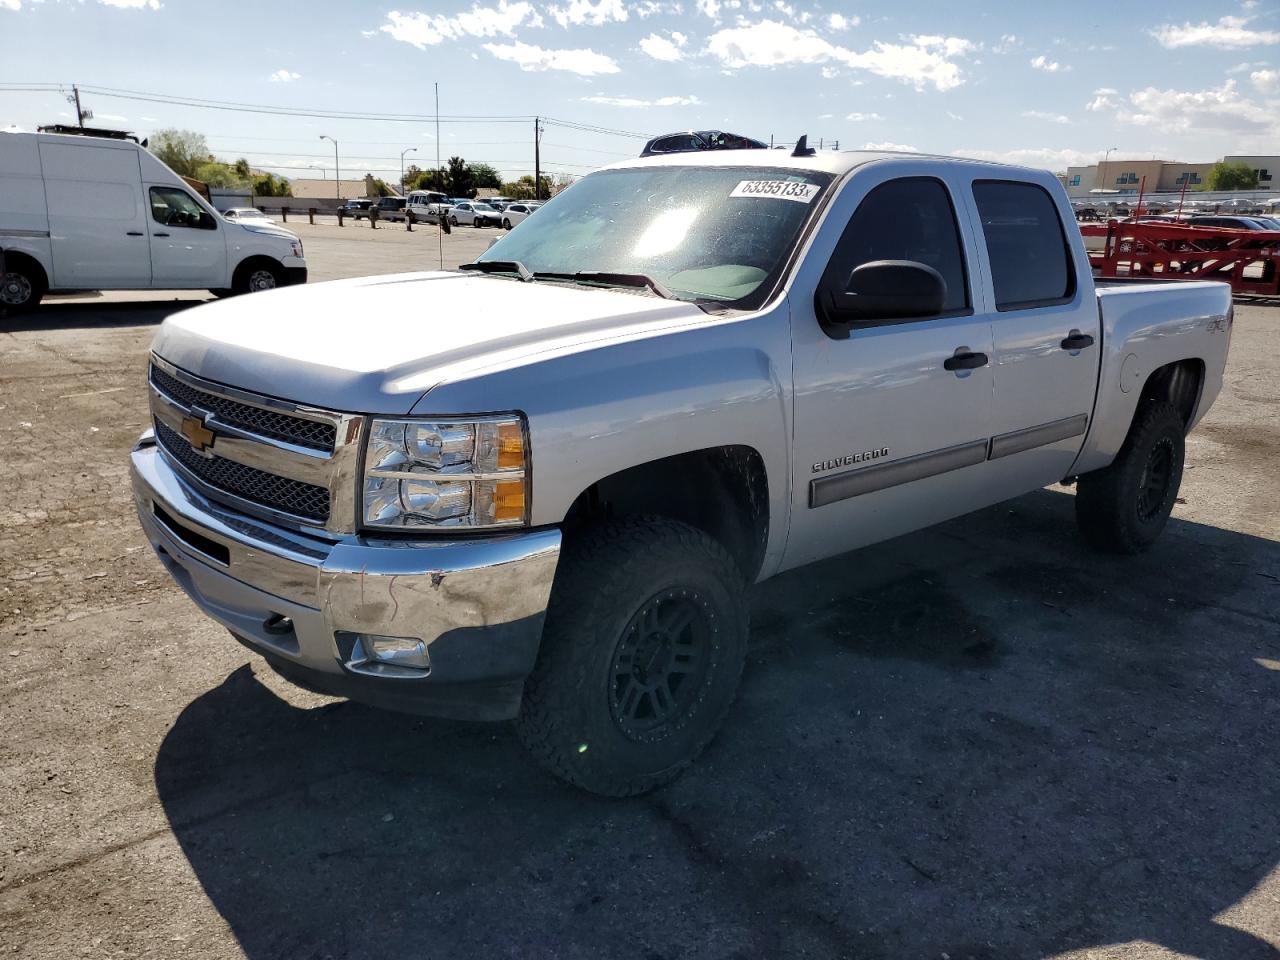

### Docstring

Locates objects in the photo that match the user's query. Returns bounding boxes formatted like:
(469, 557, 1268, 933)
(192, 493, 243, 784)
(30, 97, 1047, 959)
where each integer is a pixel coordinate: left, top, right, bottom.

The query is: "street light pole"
(1100, 146, 1117, 191)
(320, 135, 339, 200)
(400, 147, 418, 196)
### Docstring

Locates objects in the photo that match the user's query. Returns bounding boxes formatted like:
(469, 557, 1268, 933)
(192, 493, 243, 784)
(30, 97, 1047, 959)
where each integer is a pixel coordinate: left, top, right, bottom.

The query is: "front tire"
(517, 517, 748, 797)
(1075, 400, 1185, 554)
(232, 261, 284, 295)
(503, 218, 512, 230)
(450, 215, 459, 226)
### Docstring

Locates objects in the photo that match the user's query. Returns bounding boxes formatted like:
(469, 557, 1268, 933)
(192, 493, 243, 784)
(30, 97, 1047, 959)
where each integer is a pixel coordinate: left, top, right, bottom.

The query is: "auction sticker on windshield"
(730, 180, 820, 203)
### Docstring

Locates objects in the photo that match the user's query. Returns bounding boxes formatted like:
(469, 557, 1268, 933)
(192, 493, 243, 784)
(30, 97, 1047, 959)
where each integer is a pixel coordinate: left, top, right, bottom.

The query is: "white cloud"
(1029, 54, 1067, 72)
(954, 147, 1097, 172)
(1022, 109, 1070, 124)
(98, 0, 162, 8)
(827, 12, 857, 30)
(1151, 15, 1280, 49)
(95, 113, 129, 123)
(380, 3, 540, 48)
(705, 20, 975, 91)
(483, 40, 620, 74)
(1251, 68, 1280, 96)
(845, 111, 881, 121)
(1086, 87, 1117, 111)
(639, 30, 687, 60)
(548, 0, 627, 28)
(269, 69, 301, 83)
(1, 0, 21, 10)
(862, 141, 918, 152)
(1124, 79, 1273, 133)
(581, 94, 701, 106)
(946, 110, 964, 120)
(992, 33, 1018, 53)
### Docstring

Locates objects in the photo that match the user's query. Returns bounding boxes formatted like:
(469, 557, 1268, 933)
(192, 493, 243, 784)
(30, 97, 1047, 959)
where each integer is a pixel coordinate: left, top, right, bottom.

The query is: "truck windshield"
(479, 165, 834, 307)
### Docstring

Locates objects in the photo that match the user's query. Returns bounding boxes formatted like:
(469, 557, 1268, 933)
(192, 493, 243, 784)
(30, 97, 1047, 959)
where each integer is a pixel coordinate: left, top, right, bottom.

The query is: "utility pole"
(73, 85, 85, 129)
(320, 135, 340, 200)
(435, 82, 443, 269)
(534, 117, 542, 201)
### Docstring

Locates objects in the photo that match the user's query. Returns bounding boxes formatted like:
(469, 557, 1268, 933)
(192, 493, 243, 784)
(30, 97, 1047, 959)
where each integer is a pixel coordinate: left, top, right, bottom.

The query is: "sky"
(2, 0, 1278, 184)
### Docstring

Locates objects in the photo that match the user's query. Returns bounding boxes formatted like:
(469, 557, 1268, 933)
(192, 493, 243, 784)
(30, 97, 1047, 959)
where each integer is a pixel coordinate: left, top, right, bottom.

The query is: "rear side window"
(973, 180, 1075, 310)
(823, 177, 970, 315)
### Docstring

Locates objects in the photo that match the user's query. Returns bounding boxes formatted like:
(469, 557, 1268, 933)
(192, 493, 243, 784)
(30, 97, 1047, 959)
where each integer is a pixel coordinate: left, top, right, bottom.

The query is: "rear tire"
(1, 257, 46, 313)
(517, 517, 748, 797)
(1075, 400, 1185, 554)
(503, 218, 512, 229)
(450, 215, 459, 226)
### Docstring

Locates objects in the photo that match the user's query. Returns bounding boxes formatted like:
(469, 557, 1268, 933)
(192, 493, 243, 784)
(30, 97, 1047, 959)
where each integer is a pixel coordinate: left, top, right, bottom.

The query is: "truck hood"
(150, 272, 707, 413)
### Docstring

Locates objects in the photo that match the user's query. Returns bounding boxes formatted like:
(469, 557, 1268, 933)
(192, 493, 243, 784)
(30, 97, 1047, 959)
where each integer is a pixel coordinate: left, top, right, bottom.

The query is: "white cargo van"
(0, 131, 306, 311)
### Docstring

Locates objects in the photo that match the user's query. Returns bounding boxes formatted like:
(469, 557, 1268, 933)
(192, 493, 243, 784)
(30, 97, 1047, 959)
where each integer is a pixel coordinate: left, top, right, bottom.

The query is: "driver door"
(147, 185, 227, 286)
(782, 170, 997, 571)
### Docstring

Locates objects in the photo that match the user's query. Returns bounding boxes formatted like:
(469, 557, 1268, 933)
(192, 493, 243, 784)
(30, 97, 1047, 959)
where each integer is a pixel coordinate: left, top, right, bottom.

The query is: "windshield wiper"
(458, 260, 533, 281)
(571, 271, 675, 300)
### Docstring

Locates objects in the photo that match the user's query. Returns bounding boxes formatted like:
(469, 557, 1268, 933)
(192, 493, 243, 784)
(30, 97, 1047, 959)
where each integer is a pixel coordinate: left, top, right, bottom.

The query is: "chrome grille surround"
(148, 354, 364, 536)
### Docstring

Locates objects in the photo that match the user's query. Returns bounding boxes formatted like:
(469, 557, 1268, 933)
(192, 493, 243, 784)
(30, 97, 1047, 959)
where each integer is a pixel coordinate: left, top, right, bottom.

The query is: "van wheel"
(1075, 400, 1185, 554)
(234, 262, 283, 295)
(1, 259, 45, 313)
(517, 517, 748, 797)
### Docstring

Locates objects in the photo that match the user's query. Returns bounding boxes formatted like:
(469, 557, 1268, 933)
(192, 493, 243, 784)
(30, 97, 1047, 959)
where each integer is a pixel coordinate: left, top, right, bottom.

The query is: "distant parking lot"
(2, 230, 1279, 959)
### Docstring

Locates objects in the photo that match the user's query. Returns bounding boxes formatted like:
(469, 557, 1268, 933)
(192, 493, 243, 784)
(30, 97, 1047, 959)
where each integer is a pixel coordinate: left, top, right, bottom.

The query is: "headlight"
(362, 415, 528, 529)
(290, 239, 303, 258)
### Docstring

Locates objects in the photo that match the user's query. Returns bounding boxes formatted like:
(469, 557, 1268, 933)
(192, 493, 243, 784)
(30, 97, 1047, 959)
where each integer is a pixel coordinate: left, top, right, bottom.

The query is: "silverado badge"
(180, 414, 216, 453)
(812, 447, 889, 473)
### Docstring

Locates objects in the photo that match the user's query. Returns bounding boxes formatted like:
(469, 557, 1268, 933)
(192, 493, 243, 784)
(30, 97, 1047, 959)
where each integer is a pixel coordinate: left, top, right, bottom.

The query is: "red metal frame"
(1082, 221, 1280, 297)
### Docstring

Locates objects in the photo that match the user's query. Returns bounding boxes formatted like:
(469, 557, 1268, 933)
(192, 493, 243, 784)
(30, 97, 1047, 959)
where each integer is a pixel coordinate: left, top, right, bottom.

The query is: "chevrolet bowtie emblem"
(180, 414, 216, 452)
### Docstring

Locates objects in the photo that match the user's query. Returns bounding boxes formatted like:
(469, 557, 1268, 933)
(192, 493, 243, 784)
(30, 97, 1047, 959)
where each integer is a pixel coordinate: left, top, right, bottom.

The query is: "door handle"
(126, 231, 144, 236)
(943, 350, 989, 372)
(153, 232, 170, 238)
(1060, 331, 1095, 351)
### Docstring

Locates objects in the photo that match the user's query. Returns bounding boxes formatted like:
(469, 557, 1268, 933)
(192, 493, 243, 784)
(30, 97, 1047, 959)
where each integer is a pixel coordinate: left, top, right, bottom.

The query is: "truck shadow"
(1, 295, 208, 332)
(153, 489, 1280, 960)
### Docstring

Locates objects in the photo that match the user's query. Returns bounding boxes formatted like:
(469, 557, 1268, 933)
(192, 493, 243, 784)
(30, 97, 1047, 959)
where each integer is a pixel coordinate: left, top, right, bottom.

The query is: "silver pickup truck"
(130, 147, 1233, 796)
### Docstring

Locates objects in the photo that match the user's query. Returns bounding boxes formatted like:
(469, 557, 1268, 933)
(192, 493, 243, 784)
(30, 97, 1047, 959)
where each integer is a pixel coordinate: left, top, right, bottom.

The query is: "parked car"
(341, 199, 373, 220)
(486, 196, 518, 210)
(450, 201, 502, 227)
(406, 190, 451, 223)
(640, 129, 768, 157)
(1187, 216, 1273, 231)
(501, 202, 540, 229)
(0, 130, 305, 311)
(130, 146, 1232, 797)
(221, 207, 274, 225)
(376, 196, 408, 222)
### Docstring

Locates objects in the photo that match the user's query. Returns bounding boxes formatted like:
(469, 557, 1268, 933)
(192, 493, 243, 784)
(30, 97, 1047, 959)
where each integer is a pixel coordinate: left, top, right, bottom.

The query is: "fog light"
(345, 633, 431, 677)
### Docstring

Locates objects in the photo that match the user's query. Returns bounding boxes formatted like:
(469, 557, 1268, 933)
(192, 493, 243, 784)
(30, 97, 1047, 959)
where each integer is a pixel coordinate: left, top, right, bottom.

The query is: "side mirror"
(817, 259, 947, 334)
(199, 211, 217, 230)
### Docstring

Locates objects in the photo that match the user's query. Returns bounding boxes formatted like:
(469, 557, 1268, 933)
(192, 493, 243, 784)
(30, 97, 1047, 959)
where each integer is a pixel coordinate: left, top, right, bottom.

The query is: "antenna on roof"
(792, 134, 816, 158)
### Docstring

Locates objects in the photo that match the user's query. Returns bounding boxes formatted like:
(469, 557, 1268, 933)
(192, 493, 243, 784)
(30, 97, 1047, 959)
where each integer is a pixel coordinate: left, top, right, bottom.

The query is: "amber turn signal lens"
(495, 421, 525, 470)
(492, 478, 526, 522)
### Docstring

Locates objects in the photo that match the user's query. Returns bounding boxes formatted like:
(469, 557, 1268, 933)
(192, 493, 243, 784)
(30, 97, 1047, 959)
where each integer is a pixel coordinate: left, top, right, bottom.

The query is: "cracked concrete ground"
(1, 225, 1278, 960)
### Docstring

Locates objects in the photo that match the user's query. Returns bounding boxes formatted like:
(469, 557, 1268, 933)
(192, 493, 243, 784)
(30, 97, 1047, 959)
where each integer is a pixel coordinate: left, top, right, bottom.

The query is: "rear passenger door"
(965, 178, 1100, 491)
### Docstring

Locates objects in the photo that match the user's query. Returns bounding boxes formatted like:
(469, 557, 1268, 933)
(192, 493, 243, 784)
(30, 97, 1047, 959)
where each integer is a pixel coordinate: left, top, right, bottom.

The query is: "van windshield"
(479, 165, 833, 308)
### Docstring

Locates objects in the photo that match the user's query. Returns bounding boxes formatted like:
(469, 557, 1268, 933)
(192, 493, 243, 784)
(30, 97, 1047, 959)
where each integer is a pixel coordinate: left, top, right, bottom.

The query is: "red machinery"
(1082, 220, 1280, 298)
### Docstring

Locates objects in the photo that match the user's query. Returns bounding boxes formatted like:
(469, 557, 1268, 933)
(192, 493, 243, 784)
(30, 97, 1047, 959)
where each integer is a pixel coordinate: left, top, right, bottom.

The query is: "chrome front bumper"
(130, 433, 561, 720)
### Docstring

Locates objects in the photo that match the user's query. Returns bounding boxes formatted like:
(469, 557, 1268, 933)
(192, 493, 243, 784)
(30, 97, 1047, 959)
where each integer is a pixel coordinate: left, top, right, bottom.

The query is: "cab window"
(972, 180, 1075, 310)
(150, 187, 213, 229)
(822, 177, 970, 317)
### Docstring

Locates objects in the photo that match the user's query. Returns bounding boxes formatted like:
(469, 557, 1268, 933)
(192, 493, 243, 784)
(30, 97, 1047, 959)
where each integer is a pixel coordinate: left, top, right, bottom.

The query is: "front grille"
(150, 365, 336, 452)
(155, 419, 330, 523)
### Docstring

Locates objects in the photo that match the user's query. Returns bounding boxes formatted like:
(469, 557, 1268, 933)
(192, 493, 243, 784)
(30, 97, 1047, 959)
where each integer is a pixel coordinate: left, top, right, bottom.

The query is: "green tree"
(470, 162, 502, 190)
(407, 166, 447, 192)
(501, 174, 552, 200)
(446, 156, 475, 197)
(1206, 161, 1257, 192)
(233, 158, 252, 180)
(251, 172, 292, 197)
(367, 176, 395, 197)
(149, 129, 210, 178)
(193, 160, 246, 189)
